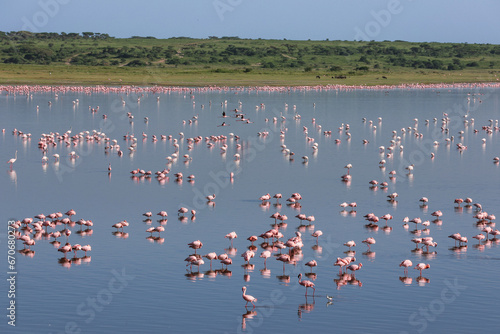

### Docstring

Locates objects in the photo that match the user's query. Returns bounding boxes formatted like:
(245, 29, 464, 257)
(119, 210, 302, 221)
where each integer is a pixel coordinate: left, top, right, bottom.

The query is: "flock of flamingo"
(3, 83, 499, 314)
(9, 209, 93, 268)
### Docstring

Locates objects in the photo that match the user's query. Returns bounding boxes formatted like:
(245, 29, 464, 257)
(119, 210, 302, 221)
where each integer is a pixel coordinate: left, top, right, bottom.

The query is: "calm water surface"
(1, 86, 499, 334)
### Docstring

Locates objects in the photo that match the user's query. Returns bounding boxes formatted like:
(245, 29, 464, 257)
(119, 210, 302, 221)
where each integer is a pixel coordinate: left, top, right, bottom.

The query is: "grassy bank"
(0, 64, 498, 87)
(1, 32, 499, 87)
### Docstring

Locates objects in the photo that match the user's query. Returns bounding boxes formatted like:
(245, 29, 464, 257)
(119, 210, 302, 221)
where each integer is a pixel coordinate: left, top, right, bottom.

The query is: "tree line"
(0, 31, 498, 72)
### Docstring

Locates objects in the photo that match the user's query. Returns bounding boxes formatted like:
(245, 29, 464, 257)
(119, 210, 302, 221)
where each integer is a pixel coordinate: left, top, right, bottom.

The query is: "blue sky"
(1, 0, 499, 43)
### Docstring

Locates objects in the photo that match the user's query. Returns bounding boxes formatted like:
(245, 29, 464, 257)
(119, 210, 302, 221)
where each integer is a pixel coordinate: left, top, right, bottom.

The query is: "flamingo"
(362, 237, 376, 250)
(448, 233, 462, 246)
(81, 245, 92, 256)
(344, 240, 356, 249)
(273, 193, 282, 203)
(344, 163, 352, 175)
(7, 150, 17, 169)
(242, 286, 257, 307)
(347, 263, 363, 274)
(414, 263, 430, 276)
(247, 235, 258, 244)
(399, 259, 413, 275)
(58, 242, 72, 258)
(221, 257, 232, 269)
(277, 253, 291, 271)
(259, 193, 271, 202)
(157, 211, 168, 217)
(72, 244, 82, 256)
(178, 207, 188, 216)
(305, 260, 317, 272)
(241, 250, 255, 264)
(260, 250, 271, 267)
(380, 214, 393, 223)
(298, 273, 315, 296)
(188, 240, 203, 254)
(65, 209, 76, 217)
(311, 230, 323, 243)
(225, 231, 238, 246)
(203, 252, 217, 268)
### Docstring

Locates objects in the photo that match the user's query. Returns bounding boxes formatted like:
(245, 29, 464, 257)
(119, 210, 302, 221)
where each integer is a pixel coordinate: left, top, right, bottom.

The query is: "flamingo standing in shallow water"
(242, 286, 257, 307)
(311, 230, 323, 243)
(81, 245, 91, 256)
(203, 252, 217, 269)
(188, 240, 203, 254)
(225, 231, 238, 246)
(414, 263, 430, 276)
(362, 237, 376, 250)
(58, 242, 72, 258)
(399, 259, 413, 275)
(347, 263, 363, 274)
(298, 273, 315, 295)
(7, 150, 17, 169)
(344, 240, 356, 249)
(260, 250, 271, 267)
(305, 260, 317, 272)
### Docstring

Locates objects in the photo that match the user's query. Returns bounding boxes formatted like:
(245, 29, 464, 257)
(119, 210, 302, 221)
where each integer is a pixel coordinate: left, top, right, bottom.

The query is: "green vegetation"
(1, 31, 499, 86)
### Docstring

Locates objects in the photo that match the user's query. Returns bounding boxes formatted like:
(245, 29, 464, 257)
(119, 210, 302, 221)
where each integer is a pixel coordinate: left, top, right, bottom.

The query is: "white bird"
(7, 150, 17, 169)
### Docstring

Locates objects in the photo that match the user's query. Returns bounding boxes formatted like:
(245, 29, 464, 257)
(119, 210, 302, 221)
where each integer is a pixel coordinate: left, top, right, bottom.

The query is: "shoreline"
(2, 82, 500, 95)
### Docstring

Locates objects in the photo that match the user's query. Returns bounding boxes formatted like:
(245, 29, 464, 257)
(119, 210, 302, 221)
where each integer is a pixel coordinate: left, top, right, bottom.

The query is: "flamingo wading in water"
(298, 273, 315, 296)
(242, 286, 257, 307)
(7, 150, 17, 169)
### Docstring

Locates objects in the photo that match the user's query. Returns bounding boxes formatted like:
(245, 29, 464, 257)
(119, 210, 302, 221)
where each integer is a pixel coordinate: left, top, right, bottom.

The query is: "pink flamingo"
(380, 214, 393, 223)
(72, 244, 82, 256)
(347, 263, 363, 274)
(157, 211, 168, 217)
(7, 150, 17, 169)
(362, 237, 376, 250)
(221, 257, 232, 269)
(344, 240, 356, 249)
(431, 210, 443, 218)
(203, 252, 217, 269)
(344, 163, 352, 175)
(311, 230, 323, 243)
(448, 233, 462, 246)
(247, 235, 258, 244)
(273, 193, 282, 203)
(277, 253, 291, 271)
(81, 245, 91, 256)
(414, 263, 430, 276)
(188, 240, 203, 254)
(65, 209, 76, 217)
(241, 250, 255, 264)
(58, 242, 72, 258)
(260, 250, 271, 267)
(298, 273, 315, 296)
(242, 286, 257, 307)
(305, 260, 317, 272)
(225, 231, 238, 246)
(178, 207, 188, 216)
(259, 193, 271, 202)
(399, 259, 413, 275)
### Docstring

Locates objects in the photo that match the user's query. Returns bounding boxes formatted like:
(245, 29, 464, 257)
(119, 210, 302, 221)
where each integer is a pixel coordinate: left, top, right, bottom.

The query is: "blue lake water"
(1, 85, 499, 334)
